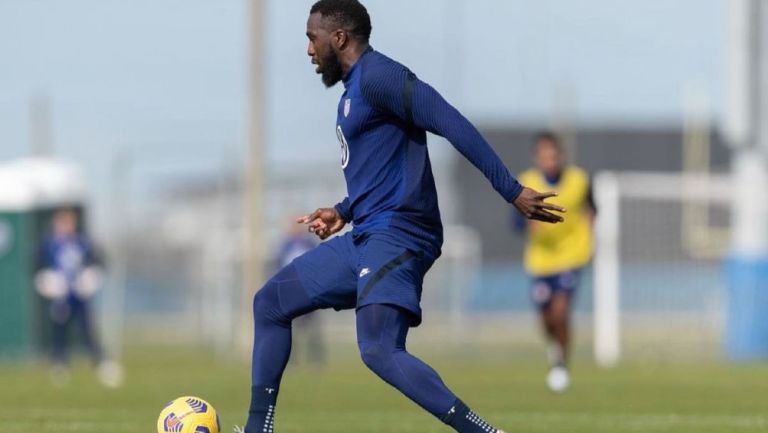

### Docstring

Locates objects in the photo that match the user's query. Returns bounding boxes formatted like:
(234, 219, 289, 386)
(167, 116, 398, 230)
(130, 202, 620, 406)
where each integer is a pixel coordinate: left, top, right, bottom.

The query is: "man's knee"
(359, 341, 391, 374)
(550, 295, 570, 320)
(253, 279, 290, 327)
(253, 266, 317, 327)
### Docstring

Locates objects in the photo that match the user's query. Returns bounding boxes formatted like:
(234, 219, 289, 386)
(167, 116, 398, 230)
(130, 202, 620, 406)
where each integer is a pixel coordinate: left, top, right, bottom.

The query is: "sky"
(267, 0, 725, 163)
(0, 0, 725, 214)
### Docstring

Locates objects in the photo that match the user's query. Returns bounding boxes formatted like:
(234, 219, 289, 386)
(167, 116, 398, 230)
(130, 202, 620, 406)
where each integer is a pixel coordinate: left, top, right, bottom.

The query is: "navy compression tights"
(249, 263, 457, 419)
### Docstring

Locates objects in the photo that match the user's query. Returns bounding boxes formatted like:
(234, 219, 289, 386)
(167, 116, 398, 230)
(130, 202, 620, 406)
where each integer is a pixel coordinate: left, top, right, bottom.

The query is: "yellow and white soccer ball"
(157, 396, 220, 433)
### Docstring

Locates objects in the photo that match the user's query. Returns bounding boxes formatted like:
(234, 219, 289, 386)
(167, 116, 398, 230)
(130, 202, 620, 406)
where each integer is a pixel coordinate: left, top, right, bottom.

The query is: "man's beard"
(320, 48, 344, 88)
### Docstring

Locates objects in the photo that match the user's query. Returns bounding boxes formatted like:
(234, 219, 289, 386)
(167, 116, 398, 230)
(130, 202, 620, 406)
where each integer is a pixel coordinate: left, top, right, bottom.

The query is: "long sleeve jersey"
(333, 47, 522, 254)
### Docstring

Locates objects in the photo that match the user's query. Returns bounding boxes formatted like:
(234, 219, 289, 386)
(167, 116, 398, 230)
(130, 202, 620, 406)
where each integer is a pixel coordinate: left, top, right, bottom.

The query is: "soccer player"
(513, 132, 596, 393)
(237, 1, 565, 432)
(35, 208, 122, 388)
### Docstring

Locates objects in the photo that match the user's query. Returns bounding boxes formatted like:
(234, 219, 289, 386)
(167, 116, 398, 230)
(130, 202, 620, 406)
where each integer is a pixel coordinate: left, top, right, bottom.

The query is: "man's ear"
(332, 29, 348, 50)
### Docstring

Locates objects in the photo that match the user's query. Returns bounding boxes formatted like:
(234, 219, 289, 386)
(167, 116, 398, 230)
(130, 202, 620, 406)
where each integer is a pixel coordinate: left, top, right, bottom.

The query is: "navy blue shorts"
(530, 269, 581, 307)
(292, 230, 435, 326)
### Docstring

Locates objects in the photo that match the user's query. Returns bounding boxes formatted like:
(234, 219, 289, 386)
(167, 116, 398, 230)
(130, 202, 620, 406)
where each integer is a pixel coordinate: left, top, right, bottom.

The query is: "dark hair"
(54, 207, 78, 218)
(310, 0, 372, 42)
(533, 130, 562, 151)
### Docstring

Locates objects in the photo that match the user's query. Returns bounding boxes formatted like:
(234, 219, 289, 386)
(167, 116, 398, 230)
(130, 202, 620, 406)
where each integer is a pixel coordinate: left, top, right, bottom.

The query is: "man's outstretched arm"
(361, 67, 565, 223)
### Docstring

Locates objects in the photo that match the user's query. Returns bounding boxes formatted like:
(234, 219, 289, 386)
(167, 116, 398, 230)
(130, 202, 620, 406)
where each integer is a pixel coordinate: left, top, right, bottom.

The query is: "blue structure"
(726, 257, 768, 359)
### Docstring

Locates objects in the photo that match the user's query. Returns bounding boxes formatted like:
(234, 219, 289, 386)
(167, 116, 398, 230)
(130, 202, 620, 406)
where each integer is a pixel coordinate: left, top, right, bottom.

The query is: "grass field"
(1, 345, 767, 433)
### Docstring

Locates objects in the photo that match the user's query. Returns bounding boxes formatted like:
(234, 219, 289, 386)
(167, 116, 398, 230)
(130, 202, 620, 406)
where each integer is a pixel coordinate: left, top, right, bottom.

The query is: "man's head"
(307, 0, 371, 88)
(52, 208, 78, 237)
(533, 131, 564, 178)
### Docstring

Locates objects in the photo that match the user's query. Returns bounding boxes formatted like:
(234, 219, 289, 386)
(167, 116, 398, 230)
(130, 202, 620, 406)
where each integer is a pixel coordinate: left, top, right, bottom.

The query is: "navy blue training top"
(37, 234, 98, 293)
(333, 47, 523, 256)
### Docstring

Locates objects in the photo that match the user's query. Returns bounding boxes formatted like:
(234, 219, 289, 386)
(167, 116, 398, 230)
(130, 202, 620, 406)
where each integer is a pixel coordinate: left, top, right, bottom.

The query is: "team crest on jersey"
(337, 125, 349, 169)
(344, 98, 351, 117)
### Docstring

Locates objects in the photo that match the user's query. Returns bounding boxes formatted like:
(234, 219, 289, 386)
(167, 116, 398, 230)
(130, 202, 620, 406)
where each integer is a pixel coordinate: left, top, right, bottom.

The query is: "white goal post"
(593, 171, 733, 367)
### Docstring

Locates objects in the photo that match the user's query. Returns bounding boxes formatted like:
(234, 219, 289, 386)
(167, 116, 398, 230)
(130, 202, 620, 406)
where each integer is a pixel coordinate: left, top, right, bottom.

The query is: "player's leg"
(539, 301, 562, 366)
(542, 293, 571, 393)
(69, 297, 123, 387)
(356, 304, 503, 433)
(546, 270, 579, 367)
(247, 263, 316, 433)
(536, 271, 579, 392)
(245, 234, 357, 433)
(49, 299, 70, 366)
(48, 299, 71, 386)
(354, 233, 502, 432)
(546, 293, 571, 366)
(71, 298, 103, 365)
(532, 276, 559, 363)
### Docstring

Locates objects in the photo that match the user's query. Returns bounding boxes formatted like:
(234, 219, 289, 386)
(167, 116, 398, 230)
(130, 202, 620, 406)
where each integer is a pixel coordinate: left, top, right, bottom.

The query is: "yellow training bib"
(518, 166, 593, 276)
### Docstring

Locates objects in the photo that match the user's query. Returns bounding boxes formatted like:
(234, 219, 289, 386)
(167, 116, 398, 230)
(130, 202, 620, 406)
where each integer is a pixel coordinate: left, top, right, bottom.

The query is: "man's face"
(306, 12, 344, 88)
(53, 211, 77, 237)
(535, 140, 563, 177)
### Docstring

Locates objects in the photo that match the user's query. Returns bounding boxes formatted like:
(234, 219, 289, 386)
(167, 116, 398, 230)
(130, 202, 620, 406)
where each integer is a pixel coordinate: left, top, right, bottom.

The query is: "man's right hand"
(512, 187, 566, 224)
(296, 207, 346, 240)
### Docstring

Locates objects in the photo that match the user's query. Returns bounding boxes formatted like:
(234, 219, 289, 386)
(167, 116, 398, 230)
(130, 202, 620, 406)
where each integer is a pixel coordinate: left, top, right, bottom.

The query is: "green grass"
(1, 344, 767, 432)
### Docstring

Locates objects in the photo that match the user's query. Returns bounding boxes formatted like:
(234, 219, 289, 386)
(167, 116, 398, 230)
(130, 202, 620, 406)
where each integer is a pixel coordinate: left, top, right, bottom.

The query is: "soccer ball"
(157, 396, 221, 433)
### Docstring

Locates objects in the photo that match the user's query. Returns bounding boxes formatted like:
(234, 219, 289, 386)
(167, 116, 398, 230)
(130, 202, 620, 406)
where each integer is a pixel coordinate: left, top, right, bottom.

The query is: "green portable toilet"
(0, 169, 34, 359)
(0, 158, 86, 359)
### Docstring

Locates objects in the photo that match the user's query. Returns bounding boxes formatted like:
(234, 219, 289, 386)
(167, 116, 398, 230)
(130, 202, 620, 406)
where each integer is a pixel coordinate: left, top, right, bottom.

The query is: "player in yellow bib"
(514, 132, 596, 393)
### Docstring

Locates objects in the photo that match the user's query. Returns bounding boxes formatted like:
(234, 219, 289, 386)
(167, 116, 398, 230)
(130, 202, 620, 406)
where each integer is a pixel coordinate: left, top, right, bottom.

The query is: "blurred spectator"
(277, 222, 325, 369)
(35, 208, 122, 388)
(513, 131, 596, 393)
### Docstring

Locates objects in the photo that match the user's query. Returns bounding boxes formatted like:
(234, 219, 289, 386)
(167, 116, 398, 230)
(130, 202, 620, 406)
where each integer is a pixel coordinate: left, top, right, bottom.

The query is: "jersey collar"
(342, 46, 374, 88)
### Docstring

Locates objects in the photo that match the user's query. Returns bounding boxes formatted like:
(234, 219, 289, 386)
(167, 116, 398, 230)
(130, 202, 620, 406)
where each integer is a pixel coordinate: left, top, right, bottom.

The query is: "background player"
(237, 1, 565, 432)
(514, 131, 596, 393)
(35, 208, 122, 388)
